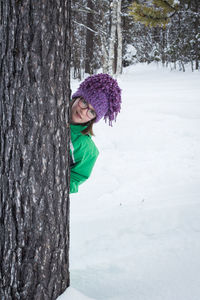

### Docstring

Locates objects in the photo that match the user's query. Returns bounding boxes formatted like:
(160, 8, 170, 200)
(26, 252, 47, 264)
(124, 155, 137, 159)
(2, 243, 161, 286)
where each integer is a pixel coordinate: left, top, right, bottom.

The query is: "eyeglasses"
(78, 98, 96, 119)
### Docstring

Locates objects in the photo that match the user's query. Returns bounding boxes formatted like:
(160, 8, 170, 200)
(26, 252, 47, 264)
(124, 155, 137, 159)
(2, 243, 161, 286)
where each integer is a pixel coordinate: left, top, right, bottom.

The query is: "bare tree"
(85, 0, 94, 74)
(116, 0, 122, 75)
(71, 0, 123, 77)
(108, 0, 118, 74)
(107, 0, 123, 75)
(0, 1, 71, 299)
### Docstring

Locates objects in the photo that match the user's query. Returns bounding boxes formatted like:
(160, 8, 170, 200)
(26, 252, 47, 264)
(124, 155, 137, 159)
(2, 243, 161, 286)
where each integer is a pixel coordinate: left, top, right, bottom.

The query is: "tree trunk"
(108, 0, 122, 76)
(108, 0, 118, 75)
(101, 7, 109, 74)
(194, 0, 199, 70)
(0, 1, 71, 299)
(116, 0, 122, 75)
(85, 0, 94, 74)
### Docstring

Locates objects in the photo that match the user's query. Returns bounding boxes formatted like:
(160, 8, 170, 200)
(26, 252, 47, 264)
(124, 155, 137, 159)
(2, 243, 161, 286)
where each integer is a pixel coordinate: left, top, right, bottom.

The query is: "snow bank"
(57, 287, 96, 300)
(59, 63, 200, 300)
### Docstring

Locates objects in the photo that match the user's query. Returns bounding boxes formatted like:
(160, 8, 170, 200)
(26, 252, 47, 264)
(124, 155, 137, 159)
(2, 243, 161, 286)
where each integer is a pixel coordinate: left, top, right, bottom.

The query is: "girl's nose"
(81, 107, 88, 116)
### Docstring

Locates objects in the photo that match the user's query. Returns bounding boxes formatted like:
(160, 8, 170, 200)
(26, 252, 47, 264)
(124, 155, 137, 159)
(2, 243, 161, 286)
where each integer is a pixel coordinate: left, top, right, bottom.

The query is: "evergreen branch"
(138, 8, 177, 21)
(129, 1, 179, 27)
(153, 0, 179, 12)
(141, 13, 168, 22)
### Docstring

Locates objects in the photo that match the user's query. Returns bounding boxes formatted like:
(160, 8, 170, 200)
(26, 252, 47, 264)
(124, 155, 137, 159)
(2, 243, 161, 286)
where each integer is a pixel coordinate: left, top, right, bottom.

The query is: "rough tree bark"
(0, 1, 71, 299)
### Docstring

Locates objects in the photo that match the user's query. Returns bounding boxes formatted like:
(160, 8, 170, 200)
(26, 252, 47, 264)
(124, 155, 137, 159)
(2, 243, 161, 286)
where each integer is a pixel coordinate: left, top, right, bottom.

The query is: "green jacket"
(70, 124, 99, 193)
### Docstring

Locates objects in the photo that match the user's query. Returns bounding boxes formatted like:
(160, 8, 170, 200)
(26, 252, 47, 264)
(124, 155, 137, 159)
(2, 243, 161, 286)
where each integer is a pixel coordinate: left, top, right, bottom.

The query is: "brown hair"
(70, 97, 96, 136)
(81, 119, 95, 136)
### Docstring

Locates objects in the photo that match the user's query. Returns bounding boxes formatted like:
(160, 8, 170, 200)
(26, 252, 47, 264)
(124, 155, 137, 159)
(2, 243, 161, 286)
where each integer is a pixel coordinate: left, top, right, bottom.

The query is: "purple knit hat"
(72, 73, 122, 125)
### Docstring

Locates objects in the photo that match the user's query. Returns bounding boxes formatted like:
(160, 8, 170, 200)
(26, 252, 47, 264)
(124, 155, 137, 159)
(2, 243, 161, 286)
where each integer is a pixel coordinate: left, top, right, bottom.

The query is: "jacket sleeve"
(70, 138, 99, 194)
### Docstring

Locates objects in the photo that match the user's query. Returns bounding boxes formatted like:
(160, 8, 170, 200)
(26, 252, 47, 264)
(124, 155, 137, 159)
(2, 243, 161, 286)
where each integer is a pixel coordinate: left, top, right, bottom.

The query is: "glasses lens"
(79, 99, 88, 108)
(79, 99, 96, 119)
(87, 109, 96, 119)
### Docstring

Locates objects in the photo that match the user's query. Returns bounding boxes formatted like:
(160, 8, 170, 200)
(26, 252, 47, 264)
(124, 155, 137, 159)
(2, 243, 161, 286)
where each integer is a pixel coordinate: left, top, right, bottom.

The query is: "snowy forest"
(71, 0, 200, 78)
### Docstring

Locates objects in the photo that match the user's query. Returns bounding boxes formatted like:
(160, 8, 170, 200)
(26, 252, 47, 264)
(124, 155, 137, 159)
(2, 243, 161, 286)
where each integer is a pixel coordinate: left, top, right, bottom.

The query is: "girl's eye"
(90, 110, 96, 116)
(82, 99, 88, 105)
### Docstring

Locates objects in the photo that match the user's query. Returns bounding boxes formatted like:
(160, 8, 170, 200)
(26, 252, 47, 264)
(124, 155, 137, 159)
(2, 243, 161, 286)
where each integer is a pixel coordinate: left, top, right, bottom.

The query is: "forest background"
(71, 0, 200, 79)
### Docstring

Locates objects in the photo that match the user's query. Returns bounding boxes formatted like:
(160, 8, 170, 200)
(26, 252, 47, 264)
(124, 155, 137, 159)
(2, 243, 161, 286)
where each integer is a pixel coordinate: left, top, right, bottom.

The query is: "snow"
(57, 287, 95, 300)
(123, 44, 137, 63)
(59, 63, 200, 300)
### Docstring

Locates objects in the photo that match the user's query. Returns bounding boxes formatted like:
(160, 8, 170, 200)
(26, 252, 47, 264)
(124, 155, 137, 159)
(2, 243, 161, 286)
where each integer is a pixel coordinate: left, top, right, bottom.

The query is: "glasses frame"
(78, 98, 96, 120)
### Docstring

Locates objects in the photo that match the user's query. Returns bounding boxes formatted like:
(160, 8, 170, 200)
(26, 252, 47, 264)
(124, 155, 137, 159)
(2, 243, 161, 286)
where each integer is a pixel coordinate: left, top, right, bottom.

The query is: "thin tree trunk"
(100, 8, 109, 73)
(194, 0, 199, 70)
(116, 0, 122, 75)
(0, 1, 71, 299)
(102, 34, 109, 73)
(85, 0, 94, 74)
(108, 0, 117, 75)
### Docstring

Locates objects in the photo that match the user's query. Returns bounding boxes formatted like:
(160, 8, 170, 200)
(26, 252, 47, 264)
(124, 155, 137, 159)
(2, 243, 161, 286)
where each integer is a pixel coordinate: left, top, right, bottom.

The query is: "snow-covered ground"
(58, 63, 200, 300)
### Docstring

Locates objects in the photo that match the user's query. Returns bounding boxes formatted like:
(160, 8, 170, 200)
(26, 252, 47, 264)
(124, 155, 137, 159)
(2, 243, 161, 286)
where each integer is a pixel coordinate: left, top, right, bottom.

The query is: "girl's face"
(71, 98, 96, 124)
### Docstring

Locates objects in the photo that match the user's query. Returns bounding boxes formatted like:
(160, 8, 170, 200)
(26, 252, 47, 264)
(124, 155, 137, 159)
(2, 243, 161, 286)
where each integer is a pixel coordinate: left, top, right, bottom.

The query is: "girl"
(70, 73, 121, 193)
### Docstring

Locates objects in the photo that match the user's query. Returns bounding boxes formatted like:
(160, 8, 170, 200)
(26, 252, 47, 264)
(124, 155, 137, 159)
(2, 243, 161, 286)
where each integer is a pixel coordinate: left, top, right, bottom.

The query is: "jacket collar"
(70, 123, 87, 134)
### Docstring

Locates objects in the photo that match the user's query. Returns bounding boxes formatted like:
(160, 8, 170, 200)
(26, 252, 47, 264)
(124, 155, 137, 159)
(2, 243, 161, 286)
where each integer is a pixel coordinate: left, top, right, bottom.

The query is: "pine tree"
(129, 0, 179, 27)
